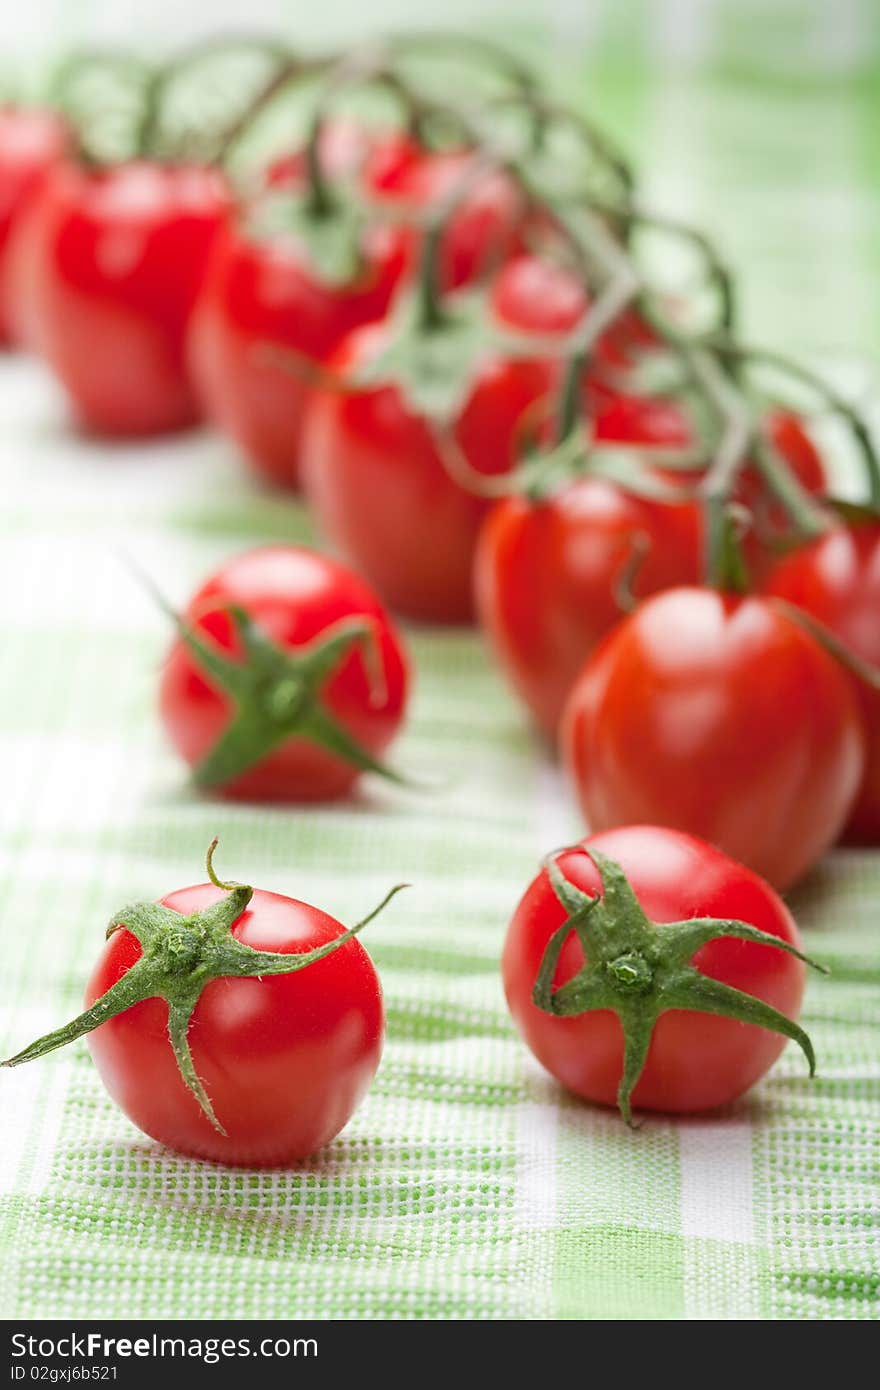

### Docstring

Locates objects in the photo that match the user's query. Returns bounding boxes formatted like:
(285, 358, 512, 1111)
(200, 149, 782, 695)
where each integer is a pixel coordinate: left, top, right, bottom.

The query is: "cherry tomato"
(189, 125, 527, 492)
(361, 130, 525, 290)
(475, 391, 703, 737)
(302, 256, 587, 623)
(0, 106, 68, 347)
(188, 121, 410, 489)
(562, 588, 864, 890)
(4, 848, 397, 1166)
(764, 522, 880, 843)
(502, 825, 811, 1116)
(159, 545, 409, 801)
(86, 879, 385, 1165)
(26, 159, 230, 435)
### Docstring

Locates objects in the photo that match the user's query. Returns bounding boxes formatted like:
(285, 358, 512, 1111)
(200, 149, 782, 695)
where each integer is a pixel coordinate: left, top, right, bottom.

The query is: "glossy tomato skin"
(86, 883, 384, 1165)
(562, 589, 864, 890)
(27, 159, 230, 435)
(0, 107, 68, 346)
(188, 121, 410, 489)
(159, 545, 409, 801)
(502, 826, 806, 1114)
(764, 524, 880, 843)
(475, 385, 703, 737)
(302, 256, 586, 624)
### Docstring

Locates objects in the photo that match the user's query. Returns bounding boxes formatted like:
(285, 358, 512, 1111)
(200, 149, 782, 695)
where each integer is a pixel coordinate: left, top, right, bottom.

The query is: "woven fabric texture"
(0, 25, 879, 1320)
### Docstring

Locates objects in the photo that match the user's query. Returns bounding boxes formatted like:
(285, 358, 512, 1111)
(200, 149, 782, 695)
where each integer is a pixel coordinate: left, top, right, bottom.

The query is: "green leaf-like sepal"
(516, 430, 699, 505)
(246, 184, 367, 288)
(533, 847, 824, 1126)
(351, 287, 563, 425)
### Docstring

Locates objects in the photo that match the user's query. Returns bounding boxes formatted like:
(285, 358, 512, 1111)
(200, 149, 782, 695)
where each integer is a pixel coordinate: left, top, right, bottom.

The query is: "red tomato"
(302, 256, 587, 623)
(0, 106, 68, 347)
(159, 545, 409, 800)
(764, 522, 880, 843)
(502, 826, 810, 1116)
(26, 159, 230, 435)
(562, 588, 864, 890)
(475, 389, 703, 736)
(188, 121, 410, 488)
(362, 130, 525, 290)
(85, 879, 384, 1165)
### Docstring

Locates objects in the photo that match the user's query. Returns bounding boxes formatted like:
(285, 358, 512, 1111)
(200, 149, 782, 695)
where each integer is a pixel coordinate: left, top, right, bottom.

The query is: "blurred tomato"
(0, 107, 68, 347)
(27, 159, 229, 435)
(302, 255, 587, 623)
(563, 587, 864, 890)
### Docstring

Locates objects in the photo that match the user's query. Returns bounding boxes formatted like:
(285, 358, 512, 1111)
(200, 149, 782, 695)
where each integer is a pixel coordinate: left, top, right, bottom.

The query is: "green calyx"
(166, 598, 409, 792)
(2, 841, 408, 1134)
(246, 182, 367, 287)
(533, 848, 826, 1127)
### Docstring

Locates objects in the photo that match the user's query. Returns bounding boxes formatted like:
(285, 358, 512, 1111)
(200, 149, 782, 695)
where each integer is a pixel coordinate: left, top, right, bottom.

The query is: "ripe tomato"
(188, 121, 410, 489)
(502, 825, 814, 1118)
(361, 130, 525, 290)
(764, 522, 880, 843)
(26, 159, 230, 435)
(189, 125, 527, 491)
(302, 255, 587, 623)
(4, 848, 399, 1165)
(0, 106, 68, 347)
(475, 393, 702, 737)
(562, 588, 864, 890)
(159, 545, 409, 800)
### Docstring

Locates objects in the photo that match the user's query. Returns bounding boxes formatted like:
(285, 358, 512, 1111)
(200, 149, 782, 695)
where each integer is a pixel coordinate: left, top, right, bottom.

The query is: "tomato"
(302, 255, 587, 623)
(4, 847, 400, 1165)
(0, 107, 68, 347)
(25, 159, 230, 435)
(361, 130, 525, 290)
(159, 545, 409, 801)
(764, 522, 880, 843)
(502, 825, 815, 1119)
(562, 587, 864, 890)
(188, 121, 410, 489)
(475, 393, 702, 737)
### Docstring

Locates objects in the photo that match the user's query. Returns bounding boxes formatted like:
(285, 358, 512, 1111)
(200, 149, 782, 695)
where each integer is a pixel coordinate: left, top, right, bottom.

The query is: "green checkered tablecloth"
(1, 19, 879, 1321)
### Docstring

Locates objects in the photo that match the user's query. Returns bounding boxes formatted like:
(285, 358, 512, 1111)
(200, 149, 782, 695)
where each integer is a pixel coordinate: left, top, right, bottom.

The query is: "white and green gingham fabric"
(1, 8, 879, 1320)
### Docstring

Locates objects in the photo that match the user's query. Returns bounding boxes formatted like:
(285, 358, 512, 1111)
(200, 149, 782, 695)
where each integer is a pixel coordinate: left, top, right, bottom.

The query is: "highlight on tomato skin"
(158, 544, 411, 802)
(763, 521, 880, 844)
(22, 158, 231, 436)
(502, 825, 815, 1120)
(560, 587, 865, 892)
